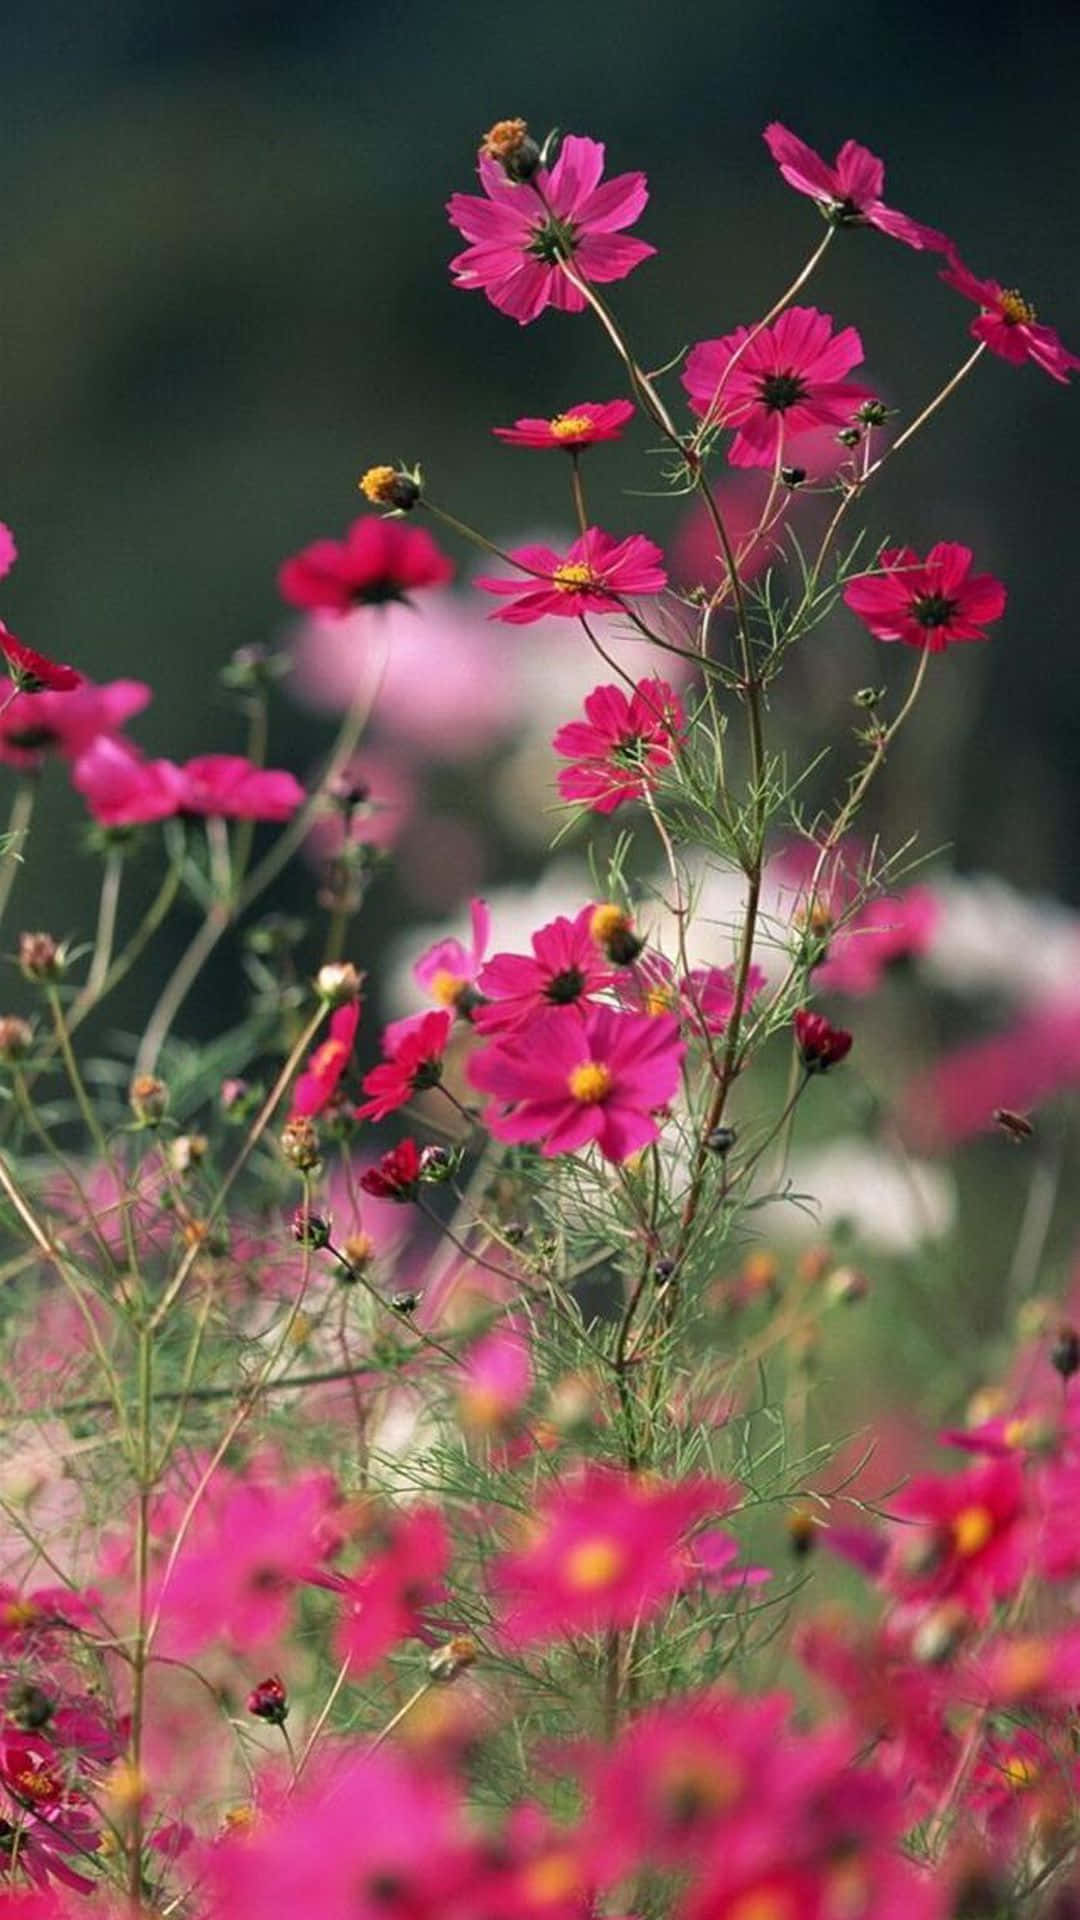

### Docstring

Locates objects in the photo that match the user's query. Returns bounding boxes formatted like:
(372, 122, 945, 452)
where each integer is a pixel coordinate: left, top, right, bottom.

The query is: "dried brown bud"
(427, 1635, 479, 1683)
(280, 1116, 321, 1172)
(130, 1074, 168, 1127)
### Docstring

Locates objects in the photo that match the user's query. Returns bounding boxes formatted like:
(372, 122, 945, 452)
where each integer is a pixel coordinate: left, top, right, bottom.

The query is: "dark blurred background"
(2, 0, 1078, 1036)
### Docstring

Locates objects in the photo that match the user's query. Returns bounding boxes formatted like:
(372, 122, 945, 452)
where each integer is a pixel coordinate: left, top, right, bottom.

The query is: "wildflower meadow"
(3, 109, 1080, 1920)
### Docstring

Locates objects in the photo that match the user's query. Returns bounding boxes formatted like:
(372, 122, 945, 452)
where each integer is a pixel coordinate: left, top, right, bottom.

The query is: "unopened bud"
(836, 426, 862, 448)
(855, 399, 890, 427)
(780, 465, 806, 488)
(824, 1265, 870, 1306)
(0, 1016, 33, 1063)
(292, 1207, 331, 1250)
(280, 1116, 321, 1172)
(852, 686, 884, 709)
(706, 1125, 737, 1155)
(358, 465, 421, 511)
(787, 1508, 817, 1557)
(167, 1132, 208, 1175)
(479, 118, 541, 182)
(340, 1231, 376, 1279)
(18, 931, 62, 982)
(1051, 1324, 1080, 1382)
(247, 1675, 289, 1724)
(315, 961, 364, 1007)
(912, 1601, 971, 1667)
(427, 1635, 479, 1683)
(129, 1074, 168, 1127)
(220, 644, 289, 692)
(389, 1289, 422, 1315)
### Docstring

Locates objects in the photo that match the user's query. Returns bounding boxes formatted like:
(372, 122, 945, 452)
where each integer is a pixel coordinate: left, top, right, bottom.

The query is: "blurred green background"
(2, 0, 1078, 1035)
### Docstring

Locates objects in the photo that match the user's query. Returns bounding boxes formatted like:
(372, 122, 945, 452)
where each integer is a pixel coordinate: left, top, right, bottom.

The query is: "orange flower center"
(552, 562, 595, 592)
(430, 968, 467, 1008)
(521, 1850, 581, 1906)
(562, 1535, 625, 1590)
(952, 1504, 994, 1557)
(727, 1888, 799, 1920)
(567, 1061, 612, 1104)
(998, 289, 1036, 326)
(998, 1637, 1051, 1698)
(645, 984, 678, 1015)
(549, 413, 594, 441)
(1002, 1752, 1038, 1790)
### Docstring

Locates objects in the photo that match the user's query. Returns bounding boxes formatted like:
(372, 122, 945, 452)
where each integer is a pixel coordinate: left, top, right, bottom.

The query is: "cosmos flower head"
(472, 904, 615, 1037)
(764, 123, 949, 251)
(0, 627, 82, 694)
(448, 132, 654, 324)
(356, 1010, 453, 1122)
(552, 677, 686, 815)
(0, 677, 151, 771)
(476, 527, 667, 624)
(278, 517, 454, 615)
(682, 307, 874, 468)
(843, 543, 1006, 651)
(941, 253, 1080, 382)
(492, 399, 635, 449)
(290, 1003, 361, 1120)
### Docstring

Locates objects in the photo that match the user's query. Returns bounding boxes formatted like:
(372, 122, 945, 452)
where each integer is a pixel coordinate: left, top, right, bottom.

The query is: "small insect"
(993, 1107, 1034, 1143)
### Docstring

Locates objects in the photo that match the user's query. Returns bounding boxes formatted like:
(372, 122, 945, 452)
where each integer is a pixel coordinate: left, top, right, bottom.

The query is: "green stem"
(0, 778, 36, 937)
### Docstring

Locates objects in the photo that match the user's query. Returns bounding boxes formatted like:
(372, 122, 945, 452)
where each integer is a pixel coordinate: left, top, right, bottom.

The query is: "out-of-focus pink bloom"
(290, 590, 517, 757)
(628, 954, 767, 1038)
(278, 517, 453, 615)
(941, 254, 1080, 382)
(290, 1004, 361, 1119)
(0, 523, 16, 579)
(0, 678, 150, 771)
(974, 1629, 1080, 1708)
(816, 886, 939, 995)
(470, 1004, 684, 1163)
(0, 1730, 100, 1891)
(312, 1506, 448, 1675)
(356, 1011, 452, 1122)
(683, 307, 873, 468)
(473, 904, 613, 1036)
(458, 1324, 533, 1434)
(491, 1465, 734, 1646)
(903, 997, 1080, 1148)
(71, 737, 186, 827)
(793, 1008, 853, 1071)
(883, 1456, 1032, 1619)
(448, 133, 654, 324)
(179, 754, 305, 821)
(552, 677, 685, 814)
(764, 123, 948, 250)
(413, 897, 491, 1015)
(476, 527, 666, 625)
(304, 749, 416, 865)
(844, 543, 1006, 651)
(493, 399, 635, 448)
(0, 628, 82, 694)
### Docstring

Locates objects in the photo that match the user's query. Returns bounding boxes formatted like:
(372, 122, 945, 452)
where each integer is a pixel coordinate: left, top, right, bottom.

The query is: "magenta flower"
(0, 523, 16, 579)
(843, 542, 1006, 651)
(359, 1138, 425, 1201)
(0, 677, 150, 771)
(682, 307, 873, 468)
(764, 123, 948, 251)
(72, 737, 187, 827)
(447, 134, 654, 325)
(476, 527, 666, 624)
(493, 398, 635, 449)
(468, 1004, 684, 1162)
(290, 1003, 361, 1120)
(356, 1010, 452, 1122)
(552, 677, 685, 814)
(278, 517, 453, 615)
(816, 885, 939, 996)
(629, 954, 767, 1038)
(413, 897, 491, 1015)
(312, 1506, 449, 1676)
(458, 1323, 533, 1433)
(490, 1463, 733, 1646)
(884, 1457, 1032, 1619)
(941, 253, 1080, 382)
(793, 1008, 852, 1071)
(473, 904, 613, 1037)
(179, 753, 305, 820)
(0, 626, 82, 694)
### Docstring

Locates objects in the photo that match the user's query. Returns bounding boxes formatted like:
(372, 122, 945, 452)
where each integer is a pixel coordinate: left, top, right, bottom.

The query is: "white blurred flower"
(762, 1138, 956, 1253)
(922, 874, 1080, 1006)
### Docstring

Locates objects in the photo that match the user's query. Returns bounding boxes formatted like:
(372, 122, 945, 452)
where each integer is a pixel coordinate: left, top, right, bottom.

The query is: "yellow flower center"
(430, 968, 467, 1008)
(567, 1060, 612, 1104)
(549, 413, 594, 441)
(998, 289, 1036, 326)
(1003, 1416, 1034, 1449)
(16, 1767, 59, 1802)
(481, 118, 530, 161)
(358, 464, 399, 504)
(522, 1851, 581, 1906)
(952, 1504, 994, 1557)
(1003, 1753, 1038, 1790)
(645, 984, 678, 1015)
(998, 1637, 1051, 1699)
(1, 1599, 39, 1629)
(562, 1535, 625, 1591)
(309, 1038, 348, 1079)
(659, 1749, 744, 1822)
(552, 561, 595, 592)
(590, 902, 629, 944)
(727, 1889, 798, 1920)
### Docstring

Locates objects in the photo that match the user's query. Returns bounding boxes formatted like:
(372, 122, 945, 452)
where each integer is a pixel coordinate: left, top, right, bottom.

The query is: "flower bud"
(280, 1116, 321, 1173)
(427, 1635, 479, 1683)
(912, 1601, 971, 1666)
(706, 1125, 737, 1155)
(0, 1016, 33, 1064)
(1051, 1324, 1080, 1381)
(852, 686, 884, 709)
(479, 118, 541, 182)
(824, 1265, 870, 1306)
(221, 1076, 261, 1122)
(855, 398, 890, 427)
(389, 1289, 421, 1315)
(129, 1074, 169, 1127)
(358, 465, 421, 511)
(340, 1231, 376, 1280)
(786, 1508, 817, 1557)
(8, 1681, 54, 1731)
(219, 644, 290, 692)
(793, 1008, 853, 1073)
(836, 426, 862, 448)
(589, 902, 644, 965)
(247, 1676, 289, 1725)
(167, 1133, 208, 1175)
(18, 931, 63, 983)
(780, 466, 806, 488)
(315, 961, 364, 1007)
(360, 1139, 422, 1202)
(292, 1207, 331, 1250)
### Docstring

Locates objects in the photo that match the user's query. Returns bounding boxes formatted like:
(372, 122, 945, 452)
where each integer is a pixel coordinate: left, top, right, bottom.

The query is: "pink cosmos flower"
(0, 628, 82, 694)
(0, 523, 16, 579)
(902, 997, 1080, 1149)
(682, 307, 873, 468)
(278, 517, 453, 615)
(178, 754, 305, 821)
(0, 1730, 100, 1891)
(0, 677, 150, 771)
(493, 399, 635, 449)
(491, 1464, 733, 1646)
(628, 954, 767, 1038)
(468, 1005, 684, 1162)
(356, 1010, 453, 1122)
(473, 905, 615, 1037)
(816, 885, 939, 996)
(552, 677, 685, 814)
(447, 134, 654, 325)
(476, 527, 667, 624)
(883, 1456, 1032, 1619)
(290, 1003, 361, 1119)
(458, 1324, 533, 1434)
(311, 1506, 448, 1675)
(71, 737, 187, 827)
(793, 1009, 852, 1071)
(764, 123, 948, 251)
(843, 543, 1006, 651)
(941, 253, 1080, 382)
(413, 897, 491, 1016)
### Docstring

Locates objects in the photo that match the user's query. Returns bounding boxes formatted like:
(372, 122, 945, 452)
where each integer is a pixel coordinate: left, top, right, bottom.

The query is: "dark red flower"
(358, 1139, 424, 1202)
(843, 543, 1006, 652)
(0, 626, 82, 694)
(794, 1008, 853, 1071)
(247, 1676, 289, 1724)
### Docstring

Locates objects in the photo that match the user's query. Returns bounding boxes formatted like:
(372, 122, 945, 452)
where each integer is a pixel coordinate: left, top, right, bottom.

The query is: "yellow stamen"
(549, 413, 594, 441)
(952, 1504, 994, 1557)
(430, 968, 467, 1008)
(727, 1890, 798, 1920)
(481, 119, 530, 162)
(1002, 1753, 1038, 1789)
(645, 984, 678, 1015)
(358, 464, 400, 504)
(998, 289, 1036, 326)
(659, 1749, 744, 1819)
(309, 1038, 348, 1078)
(590, 902, 630, 944)
(563, 1536, 625, 1591)
(997, 1637, 1051, 1698)
(552, 561, 595, 592)
(522, 1851, 581, 1906)
(568, 1061, 612, 1104)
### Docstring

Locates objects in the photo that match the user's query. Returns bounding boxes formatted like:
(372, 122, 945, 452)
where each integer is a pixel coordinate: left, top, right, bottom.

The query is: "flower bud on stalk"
(129, 1074, 168, 1127)
(479, 118, 541, 182)
(427, 1635, 479, 1683)
(0, 1016, 33, 1064)
(18, 931, 63, 983)
(315, 962, 364, 1007)
(358, 466, 421, 512)
(280, 1116, 322, 1173)
(292, 1207, 331, 1251)
(247, 1676, 289, 1725)
(793, 1009, 853, 1073)
(589, 902, 644, 966)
